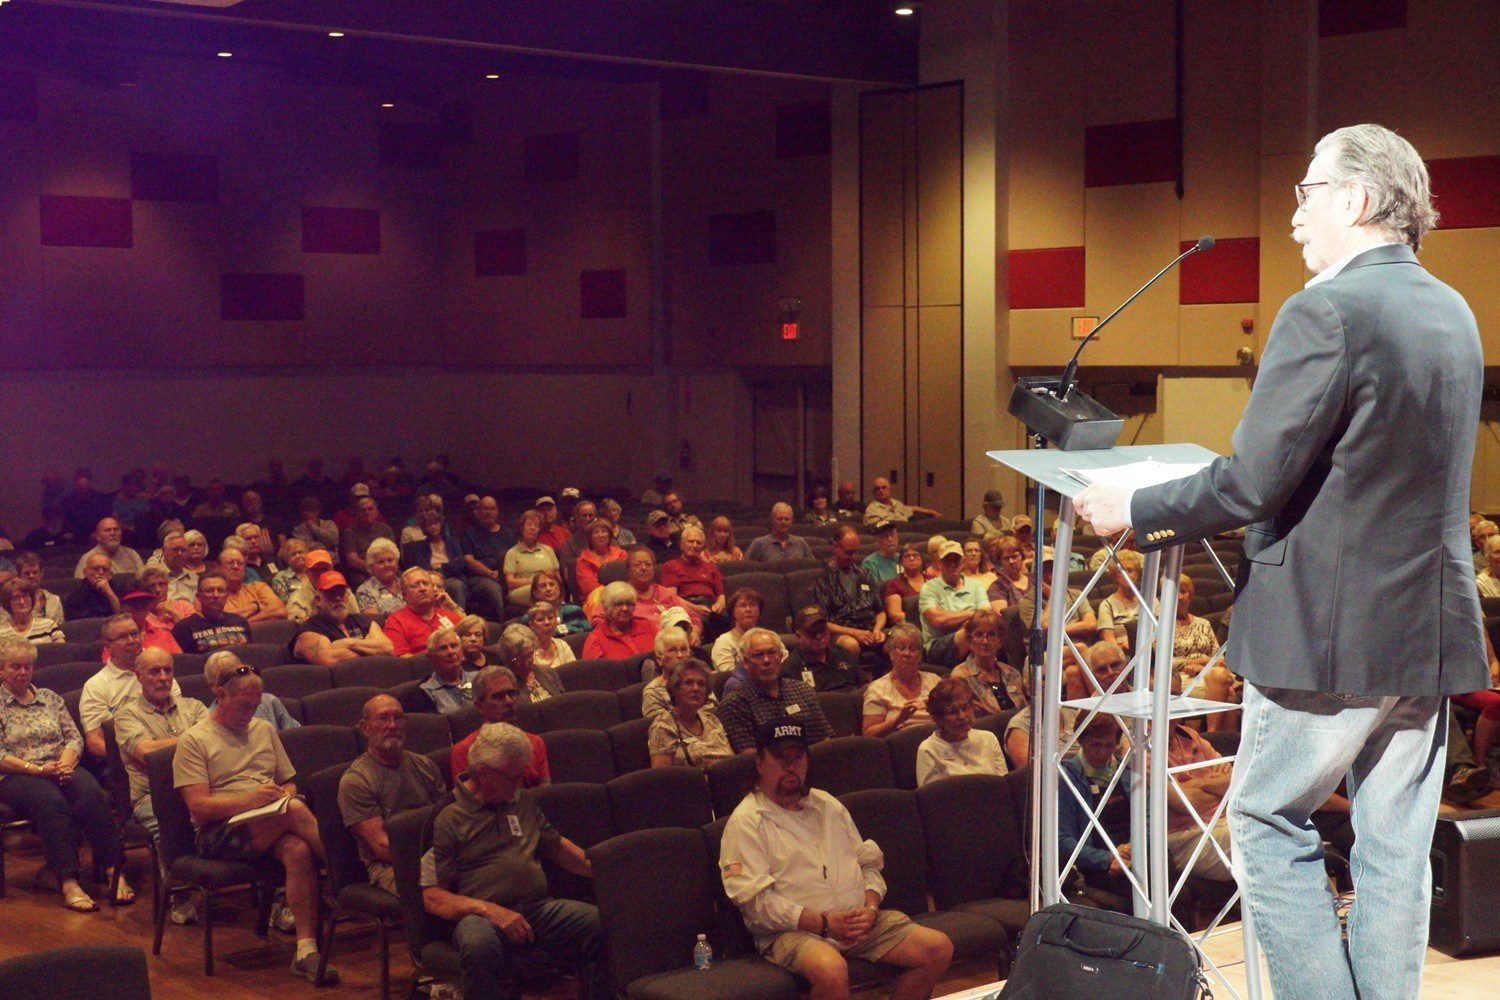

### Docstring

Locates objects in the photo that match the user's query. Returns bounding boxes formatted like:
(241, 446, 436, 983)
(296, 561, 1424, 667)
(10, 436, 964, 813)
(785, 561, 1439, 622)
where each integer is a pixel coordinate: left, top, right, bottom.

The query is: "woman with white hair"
(182, 529, 210, 576)
(356, 537, 406, 615)
(500, 623, 564, 704)
(640, 627, 713, 718)
(580, 581, 655, 659)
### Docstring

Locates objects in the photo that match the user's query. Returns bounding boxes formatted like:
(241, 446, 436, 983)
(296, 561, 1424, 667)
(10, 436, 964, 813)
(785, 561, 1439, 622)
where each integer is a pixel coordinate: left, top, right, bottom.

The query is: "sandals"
(111, 875, 137, 908)
(62, 886, 100, 913)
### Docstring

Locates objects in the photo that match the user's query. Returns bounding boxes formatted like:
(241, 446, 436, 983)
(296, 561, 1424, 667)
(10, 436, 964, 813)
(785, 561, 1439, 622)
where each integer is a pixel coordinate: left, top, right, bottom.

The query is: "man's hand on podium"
(1074, 484, 1132, 536)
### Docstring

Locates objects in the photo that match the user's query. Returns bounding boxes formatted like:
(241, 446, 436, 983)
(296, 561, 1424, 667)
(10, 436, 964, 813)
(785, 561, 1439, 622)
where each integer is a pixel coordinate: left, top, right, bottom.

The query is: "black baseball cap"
(756, 716, 809, 751)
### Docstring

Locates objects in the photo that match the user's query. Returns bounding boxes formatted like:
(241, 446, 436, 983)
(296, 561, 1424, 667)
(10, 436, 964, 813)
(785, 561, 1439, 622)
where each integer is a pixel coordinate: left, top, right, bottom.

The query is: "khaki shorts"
(766, 909, 916, 971)
(368, 861, 397, 895)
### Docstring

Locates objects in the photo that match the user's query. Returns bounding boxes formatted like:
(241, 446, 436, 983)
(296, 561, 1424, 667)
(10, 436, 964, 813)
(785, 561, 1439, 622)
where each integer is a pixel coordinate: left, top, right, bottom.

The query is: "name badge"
(507, 814, 523, 837)
(802, 670, 816, 688)
(785, 702, 802, 715)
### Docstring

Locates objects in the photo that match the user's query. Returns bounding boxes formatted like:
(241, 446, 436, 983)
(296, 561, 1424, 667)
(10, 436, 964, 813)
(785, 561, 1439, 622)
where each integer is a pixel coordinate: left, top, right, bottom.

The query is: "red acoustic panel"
(1319, 0, 1406, 36)
(131, 151, 219, 204)
(1008, 247, 1085, 309)
(0, 67, 38, 122)
(1179, 238, 1260, 304)
(302, 206, 381, 255)
(708, 210, 777, 265)
(221, 274, 305, 322)
(1429, 156, 1500, 231)
(474, 228, 527, 277)
(1084, 118, 1179, 188)
(524, 132, 581, 184)
(39, 195, 133, 248)
(580, 269, 627, 320)
(776, 100, 832, 158)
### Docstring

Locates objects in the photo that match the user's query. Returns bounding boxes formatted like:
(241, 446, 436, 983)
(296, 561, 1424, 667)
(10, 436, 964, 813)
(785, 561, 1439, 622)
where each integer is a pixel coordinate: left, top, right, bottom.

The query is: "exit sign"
(1071, 316, 1098, 340)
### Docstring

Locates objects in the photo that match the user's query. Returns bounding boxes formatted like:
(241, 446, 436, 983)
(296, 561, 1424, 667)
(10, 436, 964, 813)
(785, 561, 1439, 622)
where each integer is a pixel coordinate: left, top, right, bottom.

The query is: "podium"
(988, 443, 1265, 1000)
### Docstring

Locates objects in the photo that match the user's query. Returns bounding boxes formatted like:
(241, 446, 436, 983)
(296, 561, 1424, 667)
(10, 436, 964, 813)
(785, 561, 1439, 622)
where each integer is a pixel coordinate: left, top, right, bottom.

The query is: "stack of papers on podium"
(1059, 458, 1210, 491)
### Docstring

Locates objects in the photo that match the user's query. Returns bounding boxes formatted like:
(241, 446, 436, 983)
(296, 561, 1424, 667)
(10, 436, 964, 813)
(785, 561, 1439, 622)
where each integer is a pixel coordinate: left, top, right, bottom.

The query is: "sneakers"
(1445, 764, 1493, 805)
(270, 900, 297, 934)
(289, 951, 340, 986)
(168, 896, 200, 926)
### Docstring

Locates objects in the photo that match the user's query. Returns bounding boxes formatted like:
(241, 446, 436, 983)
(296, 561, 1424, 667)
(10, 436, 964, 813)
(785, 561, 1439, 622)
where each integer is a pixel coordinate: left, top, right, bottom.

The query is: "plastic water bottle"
(693, 933, 713, 970)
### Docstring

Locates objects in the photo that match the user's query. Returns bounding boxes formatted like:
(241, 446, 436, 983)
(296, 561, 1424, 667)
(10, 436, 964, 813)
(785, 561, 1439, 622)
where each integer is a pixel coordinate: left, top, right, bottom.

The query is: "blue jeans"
(0, 768, 122, 882)
(1227, 684, 1445, 1000)
(452, 897, 610, 1000)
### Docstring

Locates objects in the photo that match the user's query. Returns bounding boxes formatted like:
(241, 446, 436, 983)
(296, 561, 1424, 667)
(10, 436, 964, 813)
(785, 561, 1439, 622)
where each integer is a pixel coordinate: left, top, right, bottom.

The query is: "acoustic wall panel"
(0, 67, 39, 122)
(1084, 118, 1178, 188)
(1429, 156, 1500, 231)
(1179, 237, 1260, 304)
(524, 131, 581, 183)
(39, 195, 132, 248)
(1009, 247, 1085, 310)
(775, 100, 831, 159)
(1318, 0, 1406, 37)
(580, 269, 627, 320)
(708, 210, 776, 266)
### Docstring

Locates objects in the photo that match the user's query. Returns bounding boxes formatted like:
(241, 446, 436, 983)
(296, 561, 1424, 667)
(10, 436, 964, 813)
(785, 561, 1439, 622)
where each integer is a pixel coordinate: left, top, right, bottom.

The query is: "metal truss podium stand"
(989, 444, 1265, 1000)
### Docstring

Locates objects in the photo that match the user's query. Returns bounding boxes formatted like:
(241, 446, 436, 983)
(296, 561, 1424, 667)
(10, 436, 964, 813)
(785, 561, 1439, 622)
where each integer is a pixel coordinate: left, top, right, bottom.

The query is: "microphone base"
(1008, 376, 1123, 452)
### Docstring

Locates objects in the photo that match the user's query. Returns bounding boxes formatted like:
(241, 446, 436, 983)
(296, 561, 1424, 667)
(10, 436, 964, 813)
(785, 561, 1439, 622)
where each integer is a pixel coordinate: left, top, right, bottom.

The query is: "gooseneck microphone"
(1055, 235, 1216, 401)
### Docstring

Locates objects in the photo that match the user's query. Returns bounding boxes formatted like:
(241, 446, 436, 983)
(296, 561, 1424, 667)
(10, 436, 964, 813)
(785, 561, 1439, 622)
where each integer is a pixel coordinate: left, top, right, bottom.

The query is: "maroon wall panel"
(580, 269, 627, 319)
(221, 273, 305, 321)
(1319, 0, 1406, 36)
(302, 206, 381, 254)
(524, 131, 581, 184)
(39, 195, 133, 248)
(474, 228, 528, 277)
(1084, 118, 1179, 188)
(1428, 155, 1500, 231)
(708, 210, 777, 265)
(1008, 247, 1085, 309)
(775, 100, 832, 158)
(1179, 237, 1260, 304)
(0, 67, 38, 122)
(130, 151, 219, 204)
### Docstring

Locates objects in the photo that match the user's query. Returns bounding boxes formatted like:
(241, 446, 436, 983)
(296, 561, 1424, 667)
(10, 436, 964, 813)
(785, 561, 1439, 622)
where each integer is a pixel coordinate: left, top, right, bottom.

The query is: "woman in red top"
(574, 518, 627, 602)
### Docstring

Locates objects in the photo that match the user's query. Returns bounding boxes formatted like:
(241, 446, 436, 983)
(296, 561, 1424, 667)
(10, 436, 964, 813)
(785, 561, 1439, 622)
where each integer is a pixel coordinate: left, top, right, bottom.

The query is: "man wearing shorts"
(719, 716, 952, 999)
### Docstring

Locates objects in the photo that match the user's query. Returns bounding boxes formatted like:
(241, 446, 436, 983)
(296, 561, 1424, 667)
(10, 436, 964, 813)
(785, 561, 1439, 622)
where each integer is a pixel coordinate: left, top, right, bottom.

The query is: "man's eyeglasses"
(1294, 180, 1332, 208)
(222, 665, 260, 681)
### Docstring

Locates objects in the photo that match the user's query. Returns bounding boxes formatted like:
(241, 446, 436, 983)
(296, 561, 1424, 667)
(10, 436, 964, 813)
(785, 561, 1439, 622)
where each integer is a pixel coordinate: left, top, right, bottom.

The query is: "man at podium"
(1076, 124, 1488, 1000)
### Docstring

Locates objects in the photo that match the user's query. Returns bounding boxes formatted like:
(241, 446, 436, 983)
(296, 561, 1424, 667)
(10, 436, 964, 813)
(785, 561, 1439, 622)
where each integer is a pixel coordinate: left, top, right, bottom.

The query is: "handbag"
(998, 903, 1210, 999)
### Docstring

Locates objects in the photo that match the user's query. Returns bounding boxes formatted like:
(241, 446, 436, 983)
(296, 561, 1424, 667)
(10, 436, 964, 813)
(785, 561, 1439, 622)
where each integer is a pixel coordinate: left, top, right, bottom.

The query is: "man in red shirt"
(659, 524, 725, 615)
(535, 496, 572, 553)
(449, 669, 549, 787)
(384, 567, 461, 656)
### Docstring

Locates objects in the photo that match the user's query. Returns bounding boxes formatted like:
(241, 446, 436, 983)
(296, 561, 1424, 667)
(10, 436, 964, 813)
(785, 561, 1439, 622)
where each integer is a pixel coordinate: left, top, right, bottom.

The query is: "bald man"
(745, 503, 815, 562)
(338, 694, 447, 893)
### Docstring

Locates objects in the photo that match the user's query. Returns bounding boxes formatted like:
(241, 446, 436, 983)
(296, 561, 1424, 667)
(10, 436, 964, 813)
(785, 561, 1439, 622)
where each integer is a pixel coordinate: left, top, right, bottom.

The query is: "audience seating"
(605, 767, 714, 834)
(706, 754, 757, 817)
(401, 712, 454, 755)
(249, 619, 300, 648)
(916, 772, 1032, 934)
(260, 663, 334, 699)
(534, 689, 622, 732)
(540, 728, 616, 784)
(301, 685, 385, 726)
(558, 655, 643, 691)
(816, 689, 864, 738)
(445, 706, 483, 742)
(330, 655, 411, 690)
(616, 680, 648, 721)
(389, 679, 432, 714)
(280, 724, 363, 778)
(36, 640, 103, 666)
(809, 735, 896, 796)
(531, 782, 614, 903)
(886, 722, 938, 789)
(32, 660, 100, 696)
(305, 764, 402, 998)
(0, 944, 152, 1000)
(723, 572, 791, 631)
(173, 651, 208, 675)
(59, 615, 107, 643)
(784, 567, 823, 613)
(386, 805, 463, 993)
(177, 673, 212, 704)
(607, 716, 653, 774)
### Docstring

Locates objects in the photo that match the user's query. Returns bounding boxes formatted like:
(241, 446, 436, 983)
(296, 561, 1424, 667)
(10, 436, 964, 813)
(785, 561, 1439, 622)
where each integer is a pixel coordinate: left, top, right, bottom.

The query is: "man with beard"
(338, 694, 447, 893)
(290, 571, 394, 665)
(719, 716, 953, 1000)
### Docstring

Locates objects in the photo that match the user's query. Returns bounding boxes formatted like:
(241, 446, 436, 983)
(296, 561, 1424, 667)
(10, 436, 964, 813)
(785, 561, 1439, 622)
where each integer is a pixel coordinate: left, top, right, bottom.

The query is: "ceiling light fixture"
(216, 51, 233, 57)
(380, 102, 394, 108)
(328, 31, 344, 38)
(485, 73, 499, 79)
(895, 5, 915, 15)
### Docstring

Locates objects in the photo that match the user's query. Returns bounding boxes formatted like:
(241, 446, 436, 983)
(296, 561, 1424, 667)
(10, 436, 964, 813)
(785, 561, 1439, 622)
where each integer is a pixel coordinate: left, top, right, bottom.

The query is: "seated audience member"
(401, 509, 467, 610)
(182, 528, 211, 576)
(1016, 548, 1095, 646)
(863, 475, 940, 526)
(219, 548, 288, 624)
(421, 625, 479, 714)
(661, 490, 702, 538)
(1095, 550, 1143, 652)
(287, 548, 354, 622)
(239, 489, 282, 554)
(705, 515, 743, 562)
(918, 541, 988, 668)
(172, 572, 252, 654)
(598, 497, 636, 547)
(582, 581, 657, 660)
(136, 567, 194, 629)
(590, 546, 703, 643)
(1005, 646, 1095, 770)
(500, 623, 565, 704)
(712, 587, 763, 677)
(814, 525, 887, 659)
(113, 581, 181, 656)
(1474, 518, 1498, 570)
(341, 496, 396, 586)
(574, 517, 627, 603)
(528, 570, 587, 633)
(398, 494, 439, 545)
(79, 614, 181, 756)
(236, 521, 281, 583)
(782, 606, 862, 693)
(745, 503, 814, 562)
(73, 516, 145, 579)
(1057, 713, 1133, 891)
(917, 679, 1008, 787)
(338, 694, 448, 893)
(385, 567, 462, 656)
(12, 551, 64, 622)
(0, 637, 131, 912)
(115, 648, 206, 849)
(111, 468, 154, 545)
(191, 478, 241, 521)
(641, 627, 704, 718)
(659, 524, 725, 614)
(0, 578, 64, 644)
(882, 543, 928, 625)
(291, 572, 394, 665)
(861, 521, 902, 585)
(971, 490, 1010, 537)
(155, 531, 200, 605)
(535, 496, 571, 553)
(504, 509, 559, 607)
(719, 628, 832, 753)
(526, 603, 577, 671)
(1088, 529, 1139, 572)
(174, 650, 335, 982)
(355, 539, 406, 616)
(420, 723, 607, 1000)
(720, 715, 953, 997)
(834, 480, 864, 522)
(949, 609, 1025, 715)
(450, 671, 550, 786)
(269, 538, 309, 603)
(862, 624, 940, 737)
(1476, 535, 1500, 598)
(986, 536, 1031, 612)
(1170, 575, 1226, 692)
(555, 499, 599, 581)
(804, 485, 839, 527)
(641, 472, 672, 506)
(641, 510, 679, 565)
(1158, 720, 1235, 882)
(447, 615, 489, 673)
(962, 539, 995, 594)
(461, 497, 515, 620)
(649, 659, 732, 768)
(291, 496, 341, 552)
(64, 551, 123, 620)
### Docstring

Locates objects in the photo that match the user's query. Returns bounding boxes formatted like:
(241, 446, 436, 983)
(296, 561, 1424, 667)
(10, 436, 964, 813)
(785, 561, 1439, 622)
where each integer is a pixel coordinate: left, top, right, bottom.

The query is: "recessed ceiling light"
(895, 6, 915, 14)
(217, 51, 233, 58)
(485, 73, 500, 80)
(380, 102, 394, 108)
(328, 31, 345, 38)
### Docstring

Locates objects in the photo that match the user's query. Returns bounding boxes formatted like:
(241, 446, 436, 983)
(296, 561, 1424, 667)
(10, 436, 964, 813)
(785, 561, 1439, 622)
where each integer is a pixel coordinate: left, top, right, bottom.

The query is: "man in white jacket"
(719, 716, 952, 1000)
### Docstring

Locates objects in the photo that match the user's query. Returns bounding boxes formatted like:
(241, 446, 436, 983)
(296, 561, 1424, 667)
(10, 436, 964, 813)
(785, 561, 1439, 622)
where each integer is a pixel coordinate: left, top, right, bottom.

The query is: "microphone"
(1055, 235, 1215, 401)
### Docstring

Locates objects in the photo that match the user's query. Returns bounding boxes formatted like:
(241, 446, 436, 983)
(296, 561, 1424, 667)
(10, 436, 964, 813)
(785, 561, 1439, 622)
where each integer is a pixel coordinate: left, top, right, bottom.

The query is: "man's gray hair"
(205, 650, 250, 687)
(736, 626, 786, 659)
(472, 665, 519, 697)
(0, 636, 36, 667)
(426, 623, 460, 653)
(770, 502, 793, 517)
(468, 722, 533, 771)
(1314, 124, 1437, 250)
(600, 581, 636, 610)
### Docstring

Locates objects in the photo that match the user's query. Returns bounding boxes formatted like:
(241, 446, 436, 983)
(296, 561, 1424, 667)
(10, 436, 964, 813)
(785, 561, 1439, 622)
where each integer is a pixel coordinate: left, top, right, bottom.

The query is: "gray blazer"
(1132, 244, 1487, 696)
